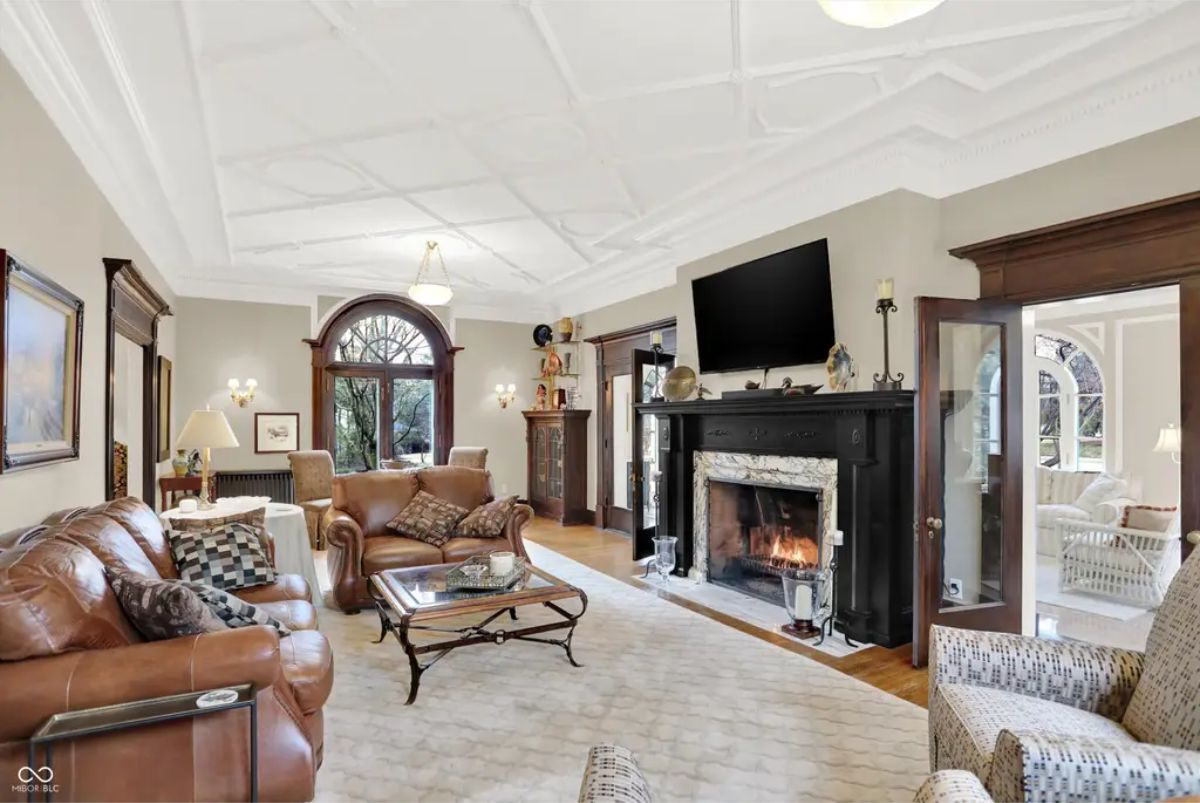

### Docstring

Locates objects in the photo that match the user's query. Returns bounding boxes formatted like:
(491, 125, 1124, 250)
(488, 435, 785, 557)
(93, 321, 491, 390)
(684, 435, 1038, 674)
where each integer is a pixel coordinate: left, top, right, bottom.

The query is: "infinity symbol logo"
(18, 766, 53, 784)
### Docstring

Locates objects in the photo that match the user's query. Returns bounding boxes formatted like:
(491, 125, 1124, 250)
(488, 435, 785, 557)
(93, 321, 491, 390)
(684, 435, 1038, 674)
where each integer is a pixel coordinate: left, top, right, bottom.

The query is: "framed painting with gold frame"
(0, 250, 84, 472)
(157, 355, 172, 461)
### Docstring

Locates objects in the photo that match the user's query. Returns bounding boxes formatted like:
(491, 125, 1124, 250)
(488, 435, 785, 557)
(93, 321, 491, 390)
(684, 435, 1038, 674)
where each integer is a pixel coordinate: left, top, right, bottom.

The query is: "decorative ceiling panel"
(2, 0, 1197, 320)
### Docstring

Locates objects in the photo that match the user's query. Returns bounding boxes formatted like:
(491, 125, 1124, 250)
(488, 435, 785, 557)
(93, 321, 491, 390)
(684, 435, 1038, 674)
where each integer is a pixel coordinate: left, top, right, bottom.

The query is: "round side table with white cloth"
(160, 496, 322, 604)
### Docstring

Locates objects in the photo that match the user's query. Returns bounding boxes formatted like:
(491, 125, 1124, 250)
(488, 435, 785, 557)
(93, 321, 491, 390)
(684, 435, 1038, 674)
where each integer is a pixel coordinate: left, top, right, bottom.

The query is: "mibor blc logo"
(14, 766, 59, 795)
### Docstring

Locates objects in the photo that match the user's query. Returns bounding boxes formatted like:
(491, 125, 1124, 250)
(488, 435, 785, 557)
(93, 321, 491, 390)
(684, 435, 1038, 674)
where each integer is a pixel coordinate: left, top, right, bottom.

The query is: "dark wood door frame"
(585, 318, 676, 531)
(103, 258, 171, 507)
(949, 189, 1200, 560)
(304, 294, 460, 467)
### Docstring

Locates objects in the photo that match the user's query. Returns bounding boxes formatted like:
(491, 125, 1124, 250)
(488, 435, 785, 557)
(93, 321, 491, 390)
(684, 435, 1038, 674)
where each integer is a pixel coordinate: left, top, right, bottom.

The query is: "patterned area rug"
(314, 542, 928, 802)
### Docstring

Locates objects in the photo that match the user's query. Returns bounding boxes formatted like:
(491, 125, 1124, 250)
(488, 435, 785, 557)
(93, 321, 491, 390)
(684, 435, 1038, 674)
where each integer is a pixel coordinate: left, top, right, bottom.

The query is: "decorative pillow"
(1074, 474, 1126, 515)
(107, 568, 227, 640)
(168, 522, 275, 590)
(1120, 505, 1178, 532)
(455, 496, 517, 538)
(168, 507, 270, 555)
(387, 490, 469, 546)
(183, 582, 290, 636)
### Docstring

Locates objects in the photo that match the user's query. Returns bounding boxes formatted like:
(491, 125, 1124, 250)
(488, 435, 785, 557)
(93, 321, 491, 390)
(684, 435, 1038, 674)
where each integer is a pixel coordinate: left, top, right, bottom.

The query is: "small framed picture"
(254, 412, 300, 454)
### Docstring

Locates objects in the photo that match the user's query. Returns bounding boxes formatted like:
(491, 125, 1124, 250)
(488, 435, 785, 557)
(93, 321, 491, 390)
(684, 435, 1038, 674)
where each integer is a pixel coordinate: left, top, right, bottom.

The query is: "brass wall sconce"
(495, 383, 517, 409)
(227, 378, 258, 407)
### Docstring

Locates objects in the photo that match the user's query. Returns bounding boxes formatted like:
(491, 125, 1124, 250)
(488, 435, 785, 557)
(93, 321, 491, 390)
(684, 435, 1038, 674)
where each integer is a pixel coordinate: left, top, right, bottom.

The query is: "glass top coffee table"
(369, 562, 588, 704)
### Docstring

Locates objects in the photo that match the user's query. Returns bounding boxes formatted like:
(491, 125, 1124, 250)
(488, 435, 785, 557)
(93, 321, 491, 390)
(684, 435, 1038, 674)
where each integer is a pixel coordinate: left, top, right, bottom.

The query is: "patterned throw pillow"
(184, 582, 291, 636)
(168, 522, 275, 590)
(387, 490, 469, 546)
(456, 496, 517, 538)
(107, 568, 227, 640)
(1120, 504, 1178, 532)
(168, 507, 270, 555)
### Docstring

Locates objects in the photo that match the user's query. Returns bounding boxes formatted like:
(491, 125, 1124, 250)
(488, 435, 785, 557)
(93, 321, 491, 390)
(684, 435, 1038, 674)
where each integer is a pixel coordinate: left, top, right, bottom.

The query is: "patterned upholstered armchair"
(929, 549, 1200, 802)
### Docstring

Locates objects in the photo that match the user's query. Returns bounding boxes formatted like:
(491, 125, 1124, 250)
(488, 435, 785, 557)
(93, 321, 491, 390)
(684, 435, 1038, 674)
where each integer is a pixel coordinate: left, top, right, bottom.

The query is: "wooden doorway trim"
(103, 258, 172, 507)
(949, 189, 1200, 559)
(585, 318, 676, 531)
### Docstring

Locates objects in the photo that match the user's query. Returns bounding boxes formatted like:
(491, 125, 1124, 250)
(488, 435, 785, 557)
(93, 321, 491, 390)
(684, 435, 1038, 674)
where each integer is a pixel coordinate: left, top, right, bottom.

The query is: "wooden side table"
(158, 476, 210, 510)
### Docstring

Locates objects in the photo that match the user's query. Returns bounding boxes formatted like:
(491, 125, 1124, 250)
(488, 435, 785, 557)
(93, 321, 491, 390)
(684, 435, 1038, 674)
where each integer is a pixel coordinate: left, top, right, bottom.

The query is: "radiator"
(215, 469, 294, 504)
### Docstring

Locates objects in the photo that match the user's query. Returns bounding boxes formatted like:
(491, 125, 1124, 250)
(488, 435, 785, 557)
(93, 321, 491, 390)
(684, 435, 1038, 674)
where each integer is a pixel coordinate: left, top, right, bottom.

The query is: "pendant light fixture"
(408, 240, 453, 307)
(817, 0, 946, 28)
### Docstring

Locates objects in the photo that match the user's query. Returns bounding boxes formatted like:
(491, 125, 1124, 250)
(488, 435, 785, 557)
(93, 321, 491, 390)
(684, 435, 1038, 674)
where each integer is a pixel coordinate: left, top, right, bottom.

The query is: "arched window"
(1034, 333, 1103, 471)
(307, 295, 457, 473)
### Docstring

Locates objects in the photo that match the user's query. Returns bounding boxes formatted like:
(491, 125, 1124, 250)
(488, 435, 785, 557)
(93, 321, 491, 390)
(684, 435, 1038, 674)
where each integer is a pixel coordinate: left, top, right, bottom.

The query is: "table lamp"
(175, 407, 239, 509)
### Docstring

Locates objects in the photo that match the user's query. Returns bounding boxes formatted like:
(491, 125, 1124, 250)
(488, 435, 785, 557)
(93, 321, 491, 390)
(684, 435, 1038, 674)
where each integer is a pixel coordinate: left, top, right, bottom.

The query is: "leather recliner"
(0, 497, 332, 802)
(323, 466, 531, 611)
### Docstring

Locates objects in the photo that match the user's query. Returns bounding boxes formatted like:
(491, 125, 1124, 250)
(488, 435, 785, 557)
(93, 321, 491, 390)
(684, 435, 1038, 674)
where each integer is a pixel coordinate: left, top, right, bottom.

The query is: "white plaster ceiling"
(3, 0, 1200, 321)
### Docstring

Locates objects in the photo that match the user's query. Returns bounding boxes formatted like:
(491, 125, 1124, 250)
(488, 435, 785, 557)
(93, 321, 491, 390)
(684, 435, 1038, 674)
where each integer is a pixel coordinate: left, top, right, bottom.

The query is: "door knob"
(1188, 531, 1200, 546)
(926, 517, 943, 530)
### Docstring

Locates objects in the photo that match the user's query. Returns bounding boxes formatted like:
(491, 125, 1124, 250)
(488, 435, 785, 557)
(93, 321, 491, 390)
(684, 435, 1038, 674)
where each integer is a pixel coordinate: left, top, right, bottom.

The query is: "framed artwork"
(0, 251, 84, 472)
(156, 355, 172, 461)
(255, 412, 300, 454)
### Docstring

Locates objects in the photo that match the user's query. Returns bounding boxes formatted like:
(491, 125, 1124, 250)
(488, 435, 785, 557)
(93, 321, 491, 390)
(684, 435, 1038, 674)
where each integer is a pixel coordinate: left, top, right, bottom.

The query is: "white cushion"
(1036, 503, 1091, 527)
(1074, 474, 1127, 515)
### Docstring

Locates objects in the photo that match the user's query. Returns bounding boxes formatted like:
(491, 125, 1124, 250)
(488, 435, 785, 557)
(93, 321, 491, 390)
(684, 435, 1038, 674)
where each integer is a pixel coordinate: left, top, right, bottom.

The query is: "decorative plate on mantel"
(826, 343, 855, 392)
(532, 324, 553, 347)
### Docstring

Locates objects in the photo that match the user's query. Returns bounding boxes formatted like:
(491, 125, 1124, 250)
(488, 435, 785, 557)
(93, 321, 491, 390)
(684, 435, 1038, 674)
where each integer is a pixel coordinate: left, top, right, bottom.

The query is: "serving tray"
(446, 554, 527, 590)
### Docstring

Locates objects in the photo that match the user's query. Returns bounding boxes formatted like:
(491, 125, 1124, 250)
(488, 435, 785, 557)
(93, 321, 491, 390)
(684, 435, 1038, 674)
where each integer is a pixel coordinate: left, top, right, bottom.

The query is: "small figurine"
(534, 383, 548, 411)
(696, 384, 713, 399)
(780, 377, 793, 389)
(744, 380, 760, 390)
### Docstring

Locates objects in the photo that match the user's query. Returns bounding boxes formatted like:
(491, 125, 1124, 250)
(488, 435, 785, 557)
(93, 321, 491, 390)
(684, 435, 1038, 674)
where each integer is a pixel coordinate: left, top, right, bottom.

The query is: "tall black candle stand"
(873, 297, 903, 391)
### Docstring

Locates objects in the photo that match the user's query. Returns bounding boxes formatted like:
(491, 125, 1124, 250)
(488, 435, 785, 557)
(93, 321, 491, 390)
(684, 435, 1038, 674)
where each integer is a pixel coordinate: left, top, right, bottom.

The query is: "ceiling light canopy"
(408, 240, 454, 307)
(817, 0, 946, 28)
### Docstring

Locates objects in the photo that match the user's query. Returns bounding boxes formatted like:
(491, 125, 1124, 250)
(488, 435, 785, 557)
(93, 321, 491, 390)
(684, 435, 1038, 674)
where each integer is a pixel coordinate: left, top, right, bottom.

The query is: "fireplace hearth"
(707, 479, 822, 607)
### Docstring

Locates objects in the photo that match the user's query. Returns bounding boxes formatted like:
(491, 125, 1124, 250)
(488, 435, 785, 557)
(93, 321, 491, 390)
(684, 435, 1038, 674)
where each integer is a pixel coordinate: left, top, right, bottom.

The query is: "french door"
(631, 348, 674, 558)
(914, 297, 1023, 665)
(327, 368, 435, 473)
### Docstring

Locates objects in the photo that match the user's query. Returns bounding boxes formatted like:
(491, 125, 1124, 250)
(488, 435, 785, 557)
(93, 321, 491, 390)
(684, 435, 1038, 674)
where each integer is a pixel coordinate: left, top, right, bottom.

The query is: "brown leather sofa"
(324, 466, 532, 611)
(0, 497, 332, 802)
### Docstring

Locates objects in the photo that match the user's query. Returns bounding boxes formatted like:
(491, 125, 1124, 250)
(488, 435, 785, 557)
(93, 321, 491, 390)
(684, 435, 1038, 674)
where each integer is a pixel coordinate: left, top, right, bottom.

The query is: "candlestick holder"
(650, 343, 665, 402)
(873, 297, 903, 391)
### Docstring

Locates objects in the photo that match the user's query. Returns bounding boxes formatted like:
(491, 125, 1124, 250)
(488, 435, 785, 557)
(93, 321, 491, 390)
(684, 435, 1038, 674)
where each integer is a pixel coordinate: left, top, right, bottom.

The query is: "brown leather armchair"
(0, 497, 331, 801)
(323, 466, 531, 611)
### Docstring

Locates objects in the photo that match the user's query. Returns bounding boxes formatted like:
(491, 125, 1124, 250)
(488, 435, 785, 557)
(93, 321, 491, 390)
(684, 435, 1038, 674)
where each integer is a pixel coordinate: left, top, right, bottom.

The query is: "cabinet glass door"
(631, 348, 674, 558)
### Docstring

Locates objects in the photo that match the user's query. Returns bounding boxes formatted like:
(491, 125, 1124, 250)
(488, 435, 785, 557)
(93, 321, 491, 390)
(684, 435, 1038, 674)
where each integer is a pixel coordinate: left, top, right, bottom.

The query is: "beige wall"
(174, 298, 313, 472)
(0, 53, 175, 531)
(452, 319, 533, 498)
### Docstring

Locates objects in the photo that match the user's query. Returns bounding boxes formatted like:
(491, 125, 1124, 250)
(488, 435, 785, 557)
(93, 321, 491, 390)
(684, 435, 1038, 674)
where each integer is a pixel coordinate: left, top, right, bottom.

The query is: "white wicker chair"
(1057, 518, 1180, 607)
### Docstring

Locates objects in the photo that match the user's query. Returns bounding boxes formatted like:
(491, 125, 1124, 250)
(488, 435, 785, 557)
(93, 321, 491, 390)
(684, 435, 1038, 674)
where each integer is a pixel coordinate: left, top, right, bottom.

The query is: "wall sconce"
(495, 383, 516, 409)
(228, 378, 257, 407)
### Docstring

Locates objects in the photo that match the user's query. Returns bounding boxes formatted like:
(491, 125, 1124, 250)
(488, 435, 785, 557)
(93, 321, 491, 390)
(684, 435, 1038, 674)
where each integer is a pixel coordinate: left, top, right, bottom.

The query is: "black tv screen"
(692, 238, 835, 373)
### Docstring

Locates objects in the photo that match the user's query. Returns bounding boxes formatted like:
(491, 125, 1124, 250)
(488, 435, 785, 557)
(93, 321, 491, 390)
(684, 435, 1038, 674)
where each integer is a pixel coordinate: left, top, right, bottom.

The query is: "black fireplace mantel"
(634, 390, 915, 648)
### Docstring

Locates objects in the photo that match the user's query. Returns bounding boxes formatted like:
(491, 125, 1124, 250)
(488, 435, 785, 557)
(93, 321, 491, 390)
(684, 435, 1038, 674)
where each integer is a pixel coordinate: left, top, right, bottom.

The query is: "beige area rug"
(314, 542, 929, 802)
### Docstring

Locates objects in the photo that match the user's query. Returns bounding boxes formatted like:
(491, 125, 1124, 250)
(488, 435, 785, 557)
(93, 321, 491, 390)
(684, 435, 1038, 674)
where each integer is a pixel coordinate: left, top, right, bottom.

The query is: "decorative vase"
(557, 316, 574, 342)
(652, 535, 678, 581)
(781, 569, 827, 640)
(172, 449, 189, 478)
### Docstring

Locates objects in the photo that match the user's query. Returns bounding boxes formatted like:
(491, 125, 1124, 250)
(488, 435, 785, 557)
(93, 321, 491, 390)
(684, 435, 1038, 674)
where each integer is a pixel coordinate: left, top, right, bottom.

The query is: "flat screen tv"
(691, 238, 835, 373)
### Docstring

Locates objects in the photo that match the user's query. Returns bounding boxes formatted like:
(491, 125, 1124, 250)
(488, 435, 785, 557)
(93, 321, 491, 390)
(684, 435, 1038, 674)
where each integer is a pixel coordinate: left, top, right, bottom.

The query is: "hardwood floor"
(523, 516, 929, 708)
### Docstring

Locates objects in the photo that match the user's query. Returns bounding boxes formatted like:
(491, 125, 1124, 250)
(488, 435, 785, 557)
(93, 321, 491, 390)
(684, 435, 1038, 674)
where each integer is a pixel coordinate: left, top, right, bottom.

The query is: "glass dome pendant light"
(407, 240, 454, 307)
(817, 0, 946, 29)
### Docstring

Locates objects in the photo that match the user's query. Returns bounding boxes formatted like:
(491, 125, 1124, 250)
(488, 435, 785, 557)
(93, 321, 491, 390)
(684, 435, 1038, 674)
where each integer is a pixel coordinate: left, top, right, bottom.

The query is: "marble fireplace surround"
(692, 451, 838, 583)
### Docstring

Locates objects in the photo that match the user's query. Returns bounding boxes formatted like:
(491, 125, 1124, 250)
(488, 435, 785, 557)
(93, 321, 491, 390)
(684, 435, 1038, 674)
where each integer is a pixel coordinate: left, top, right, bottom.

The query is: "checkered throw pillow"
(168, 522, 275, 590)
(183, 582, 290, 636)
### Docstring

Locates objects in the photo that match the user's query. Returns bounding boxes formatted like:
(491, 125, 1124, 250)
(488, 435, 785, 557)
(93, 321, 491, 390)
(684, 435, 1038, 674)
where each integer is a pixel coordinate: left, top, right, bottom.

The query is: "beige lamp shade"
(176, 409, 239, 449)
(1154, 424, 1182, 454)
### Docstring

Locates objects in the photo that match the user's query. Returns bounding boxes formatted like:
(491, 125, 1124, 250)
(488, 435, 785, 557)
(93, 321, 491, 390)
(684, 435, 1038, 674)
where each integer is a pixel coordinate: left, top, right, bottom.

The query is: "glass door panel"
(391, 377, 434, 468)
(549, 425, 563, 499)
(333, 375, 380, 473)
(534, 426, 548, 498)
(610, 373, 633, 510)
(915, 297, 1023, 666)
(631, 348, 675, 558)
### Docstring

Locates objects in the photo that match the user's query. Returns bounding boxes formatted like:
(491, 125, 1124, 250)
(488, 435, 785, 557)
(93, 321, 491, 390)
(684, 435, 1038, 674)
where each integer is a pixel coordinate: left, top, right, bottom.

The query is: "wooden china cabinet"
(523, 409, 590, 525)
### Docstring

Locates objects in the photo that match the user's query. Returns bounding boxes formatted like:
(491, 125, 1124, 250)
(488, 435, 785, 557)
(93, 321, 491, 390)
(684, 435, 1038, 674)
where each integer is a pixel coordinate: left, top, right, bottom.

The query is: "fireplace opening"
(706, 479, 822, 606)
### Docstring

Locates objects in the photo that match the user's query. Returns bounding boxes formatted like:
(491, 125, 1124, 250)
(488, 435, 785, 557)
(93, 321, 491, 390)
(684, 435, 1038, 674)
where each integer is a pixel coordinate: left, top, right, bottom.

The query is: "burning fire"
(766, 533, 819, 569)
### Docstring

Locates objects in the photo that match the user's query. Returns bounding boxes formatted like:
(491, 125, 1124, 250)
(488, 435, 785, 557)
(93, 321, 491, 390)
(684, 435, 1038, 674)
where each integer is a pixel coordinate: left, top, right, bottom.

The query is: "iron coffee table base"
(371, 593, 588, 705)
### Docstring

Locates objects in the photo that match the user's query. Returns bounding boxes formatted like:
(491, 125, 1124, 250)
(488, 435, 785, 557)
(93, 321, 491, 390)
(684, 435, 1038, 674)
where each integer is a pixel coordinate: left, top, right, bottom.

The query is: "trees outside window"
(307, 296, 455, 472)
(1034, 333, 1104, 471)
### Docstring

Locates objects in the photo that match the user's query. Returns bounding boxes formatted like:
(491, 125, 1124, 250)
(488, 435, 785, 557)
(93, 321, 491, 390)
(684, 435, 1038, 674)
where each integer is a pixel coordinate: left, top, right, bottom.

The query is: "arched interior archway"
(305, 294, 459, 471)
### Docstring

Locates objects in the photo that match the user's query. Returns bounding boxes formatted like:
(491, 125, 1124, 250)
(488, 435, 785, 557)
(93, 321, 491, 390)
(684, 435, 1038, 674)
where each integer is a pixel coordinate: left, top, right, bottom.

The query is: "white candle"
(832, 529, 845, 547)
(794, 586, 813, 620)
(651, 330, 663, 347)
(489, 551, 515, 576)
(876, 278, 894, 301)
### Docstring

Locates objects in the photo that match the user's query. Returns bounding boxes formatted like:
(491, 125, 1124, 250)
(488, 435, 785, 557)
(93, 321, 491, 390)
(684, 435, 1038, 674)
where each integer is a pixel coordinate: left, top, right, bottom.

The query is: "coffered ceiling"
(3, 0, 1199, 320)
